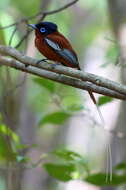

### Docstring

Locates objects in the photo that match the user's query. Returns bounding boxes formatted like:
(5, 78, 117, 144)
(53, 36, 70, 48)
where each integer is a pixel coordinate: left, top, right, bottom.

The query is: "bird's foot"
(36, 59, 48, 64)
(51, 62, 61, 69)
(25, 64, 29, 68)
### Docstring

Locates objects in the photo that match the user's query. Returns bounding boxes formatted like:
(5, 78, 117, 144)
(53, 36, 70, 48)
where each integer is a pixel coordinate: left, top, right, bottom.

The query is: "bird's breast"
(34, 36, 79, 68)
(35, 37, 57, 60)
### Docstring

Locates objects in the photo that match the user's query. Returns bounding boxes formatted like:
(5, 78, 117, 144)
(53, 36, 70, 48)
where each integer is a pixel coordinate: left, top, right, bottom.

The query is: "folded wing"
(44, 38, 79, 67)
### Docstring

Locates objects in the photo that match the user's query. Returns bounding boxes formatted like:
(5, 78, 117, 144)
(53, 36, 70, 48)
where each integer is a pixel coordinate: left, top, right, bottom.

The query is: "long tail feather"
(88, 91, 105, 124)
(78, 67, 112, 181)
(106, 141, 113, 182)
(88, 91, 112, 182)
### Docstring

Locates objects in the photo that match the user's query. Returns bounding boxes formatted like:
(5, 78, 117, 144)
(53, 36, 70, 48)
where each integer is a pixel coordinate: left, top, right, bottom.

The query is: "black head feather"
(29, 22, 58, 35)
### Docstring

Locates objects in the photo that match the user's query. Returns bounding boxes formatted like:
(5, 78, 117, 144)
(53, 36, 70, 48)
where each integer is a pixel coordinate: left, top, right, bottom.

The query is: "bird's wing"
(44, 37, 79, 66)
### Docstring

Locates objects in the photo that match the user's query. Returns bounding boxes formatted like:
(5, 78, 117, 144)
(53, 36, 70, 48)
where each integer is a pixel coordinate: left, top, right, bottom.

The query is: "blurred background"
(0, 0, 126, 190)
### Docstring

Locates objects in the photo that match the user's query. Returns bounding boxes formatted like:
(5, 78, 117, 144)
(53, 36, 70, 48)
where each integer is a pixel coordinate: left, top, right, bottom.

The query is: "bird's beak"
(28, 24, 37, 30)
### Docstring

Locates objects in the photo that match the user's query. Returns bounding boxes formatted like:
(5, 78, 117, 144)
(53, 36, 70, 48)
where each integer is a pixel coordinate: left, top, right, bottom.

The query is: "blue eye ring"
(40, 27, 46, 33)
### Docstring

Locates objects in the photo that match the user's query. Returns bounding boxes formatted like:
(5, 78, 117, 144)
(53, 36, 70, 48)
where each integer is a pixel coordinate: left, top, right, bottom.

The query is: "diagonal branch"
(0, 55, 126, 101)
(0, 45, 126, 96)
(0, 45, 126, 100)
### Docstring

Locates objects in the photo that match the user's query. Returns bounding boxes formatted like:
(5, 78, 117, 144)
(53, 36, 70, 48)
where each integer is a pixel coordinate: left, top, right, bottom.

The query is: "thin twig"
(9, 26, 17, 46)
(0, 0, 79, 48)
(0, 0, 79, 29)
(15, 29, 32, 48)
(15, 14, 46, 48)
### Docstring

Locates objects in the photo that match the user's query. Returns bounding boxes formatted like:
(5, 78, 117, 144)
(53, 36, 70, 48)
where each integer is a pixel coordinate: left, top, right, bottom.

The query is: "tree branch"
(0, 0, 79, 48)
(0, 0, 79, 29)
(0, 45, 126, 101)
(0, 45, 126, 95)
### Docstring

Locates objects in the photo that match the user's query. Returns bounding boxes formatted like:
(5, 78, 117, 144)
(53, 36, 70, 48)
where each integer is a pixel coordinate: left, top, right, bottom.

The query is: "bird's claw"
(51, 63, 61, 69)
(36, 59, 48, 64)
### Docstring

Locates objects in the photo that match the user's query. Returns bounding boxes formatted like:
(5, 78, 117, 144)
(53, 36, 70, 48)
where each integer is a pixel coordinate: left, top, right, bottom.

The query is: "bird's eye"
(40, 27, 46, 33)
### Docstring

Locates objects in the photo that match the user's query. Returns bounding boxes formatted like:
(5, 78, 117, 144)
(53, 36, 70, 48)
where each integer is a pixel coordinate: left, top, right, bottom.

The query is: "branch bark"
(1, 46, 126, 95)
(0, 45, 126, 101)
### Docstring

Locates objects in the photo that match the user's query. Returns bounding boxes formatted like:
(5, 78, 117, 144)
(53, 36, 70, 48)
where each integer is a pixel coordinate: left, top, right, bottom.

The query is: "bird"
(28, 21, 103, 122)
(28, 23, 113, 179)
(28, 22, 80, 69)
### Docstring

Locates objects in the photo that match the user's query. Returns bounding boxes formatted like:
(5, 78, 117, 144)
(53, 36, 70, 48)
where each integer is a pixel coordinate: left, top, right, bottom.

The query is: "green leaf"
(50, 149, 89, 175)
(105, 45, 118, 65)
(85, 173, 126, 186)
(33, 77, 55, 93)
(39, 111, 71, 126)
(0, 124, 21, 161)
(0, 124, 19, 143)
(43, 163, 75, 181)
(61, 94, 83, 112)
(67, 104, 84, 112)
(0, 135, 16, 161)
(114, 162, 126, 171)
(52, 149, 82, 161)
(97, 96, 113, 106)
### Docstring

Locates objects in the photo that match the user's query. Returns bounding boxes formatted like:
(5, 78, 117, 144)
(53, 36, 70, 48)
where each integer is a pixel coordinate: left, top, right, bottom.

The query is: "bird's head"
(28, 21, 58, 35)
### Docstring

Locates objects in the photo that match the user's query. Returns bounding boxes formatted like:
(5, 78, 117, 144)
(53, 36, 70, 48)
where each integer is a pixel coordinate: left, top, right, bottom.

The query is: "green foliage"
(114, 162, 126, 171)
(33, 77, 55, 93)
(51, 149, 88, 169)
(11, 0, 39, 16)
(43, 149, 89, 181)
(61, 94, 83, 112)
(51, 149, 82, 161)
(39, 111, 71, 126)
(97, 96, 113, 106)
(0, 13, 19, 46)
(0, 123, 30, 162)
(68, 104, 84, 112)
(0, 135, 16, 161)
(105, 45, 118, 66)
(43, 163, 75, 181)
(0, 124, 19, 143)
(85, 173, 126, 186)
(42, 149, 126, 187)
(82, 25, 104, 46)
